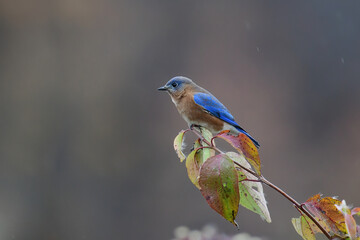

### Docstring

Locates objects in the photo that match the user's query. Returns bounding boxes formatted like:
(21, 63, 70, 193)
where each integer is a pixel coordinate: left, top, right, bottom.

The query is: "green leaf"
(214, 130, 261, 175)
(226, 152, 271, 223)
(194, 138, 215, 165)
(186, 139, 215, 189)
(174, 130, 186, 162)
(195, 126, 214, 149)
(292, 216, 316, 240)
(199, 154, 240, 226)
(185, 148, 201, 189)
(196, 126, 213, 143)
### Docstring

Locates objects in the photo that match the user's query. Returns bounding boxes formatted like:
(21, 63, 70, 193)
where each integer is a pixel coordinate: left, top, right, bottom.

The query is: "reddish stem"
(239, 178, 262, 183)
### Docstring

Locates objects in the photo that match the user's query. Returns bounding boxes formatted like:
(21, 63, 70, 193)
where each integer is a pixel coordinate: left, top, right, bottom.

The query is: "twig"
(189, 127, 224, 153)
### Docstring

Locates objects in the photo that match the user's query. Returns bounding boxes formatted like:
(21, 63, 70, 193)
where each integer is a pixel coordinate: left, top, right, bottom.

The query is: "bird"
(158, 76, 260, 148)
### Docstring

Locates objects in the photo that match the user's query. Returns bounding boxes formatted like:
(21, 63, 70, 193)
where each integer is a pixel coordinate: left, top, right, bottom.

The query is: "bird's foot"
(190, 124, 201, 131)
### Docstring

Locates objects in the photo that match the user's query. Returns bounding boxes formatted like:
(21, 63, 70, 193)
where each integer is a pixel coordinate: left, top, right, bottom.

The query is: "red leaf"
(214, 130, 261, 174)
(344, 214, 357, 239)
(351, 207, 360, 216)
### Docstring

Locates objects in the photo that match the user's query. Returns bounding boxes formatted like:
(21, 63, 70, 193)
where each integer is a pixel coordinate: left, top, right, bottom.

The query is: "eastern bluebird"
(158, 76, 260, 148)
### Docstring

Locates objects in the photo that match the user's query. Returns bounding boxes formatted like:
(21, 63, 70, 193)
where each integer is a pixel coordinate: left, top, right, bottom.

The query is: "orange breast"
(177, 92, 224, 133)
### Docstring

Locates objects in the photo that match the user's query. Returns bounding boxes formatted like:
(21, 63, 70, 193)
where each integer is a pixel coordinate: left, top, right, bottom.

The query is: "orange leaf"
(304, 194, 347, 237)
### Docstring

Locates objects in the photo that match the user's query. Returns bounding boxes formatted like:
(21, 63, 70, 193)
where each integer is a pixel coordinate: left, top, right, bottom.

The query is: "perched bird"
(158, 76, 260, 148)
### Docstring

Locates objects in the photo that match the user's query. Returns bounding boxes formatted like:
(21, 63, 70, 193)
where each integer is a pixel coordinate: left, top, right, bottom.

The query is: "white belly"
(222, 122, 240, 134)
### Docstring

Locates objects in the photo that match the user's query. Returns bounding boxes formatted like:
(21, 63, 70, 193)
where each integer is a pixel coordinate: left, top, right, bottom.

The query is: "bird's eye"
(172, 82, 178, 88)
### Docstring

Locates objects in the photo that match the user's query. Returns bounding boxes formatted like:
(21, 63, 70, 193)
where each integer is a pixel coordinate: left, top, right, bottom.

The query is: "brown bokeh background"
(0, 1, 360, 239)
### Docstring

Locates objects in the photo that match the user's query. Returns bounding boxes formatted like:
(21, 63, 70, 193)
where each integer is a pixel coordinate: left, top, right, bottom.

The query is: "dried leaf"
(214, 130, 261, 175)
(174, 130, 186, 162)
(199, 154, 240, 225)
(226, 152, 271, 223)
(304, 194, 347, 237)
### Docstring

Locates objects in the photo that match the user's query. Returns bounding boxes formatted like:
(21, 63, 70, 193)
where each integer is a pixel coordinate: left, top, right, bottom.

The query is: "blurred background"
(0, 1, 360, 239)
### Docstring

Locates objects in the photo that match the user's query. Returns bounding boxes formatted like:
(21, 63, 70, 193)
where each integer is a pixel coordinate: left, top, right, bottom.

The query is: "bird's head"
(158, 76, 194, 97)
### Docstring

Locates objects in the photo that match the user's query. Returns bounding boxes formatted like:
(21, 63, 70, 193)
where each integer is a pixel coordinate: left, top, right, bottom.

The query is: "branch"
(261, 177, 332, 239)
(188, 127, 333, 240)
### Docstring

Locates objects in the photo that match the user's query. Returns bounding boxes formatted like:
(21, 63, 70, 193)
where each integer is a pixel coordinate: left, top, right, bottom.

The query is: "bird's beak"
(157, 85, 168, 91)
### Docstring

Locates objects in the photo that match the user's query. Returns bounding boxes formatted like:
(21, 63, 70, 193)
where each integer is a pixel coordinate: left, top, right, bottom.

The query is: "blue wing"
(193, 92, 260, 148)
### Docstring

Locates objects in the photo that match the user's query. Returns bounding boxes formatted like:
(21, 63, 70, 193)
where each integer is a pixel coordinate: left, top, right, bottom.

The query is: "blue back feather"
(193, 92, 260, 148)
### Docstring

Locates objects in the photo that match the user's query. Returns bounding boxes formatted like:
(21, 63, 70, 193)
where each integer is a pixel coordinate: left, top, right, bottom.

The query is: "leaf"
(304, 194, 347, 237)
(186, 149, 201, 188)
(174, 130, 186, 162)
(345, 210, 357, 240)
(194, 138, 215, 164)
(292, 217, 304, 238)
(226, 152, 271, 223)
(199, 154, 240, 226)
(292, 216, 316, 240)
(186, 139, 216, 189)
(214, 130, 261, 175)
(292, 212, 332, 240)
(185, 127, 215, 188)
(197, 126, 213, 144)
(336, 200, 357, 240)
(351, 208, 360, 216)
